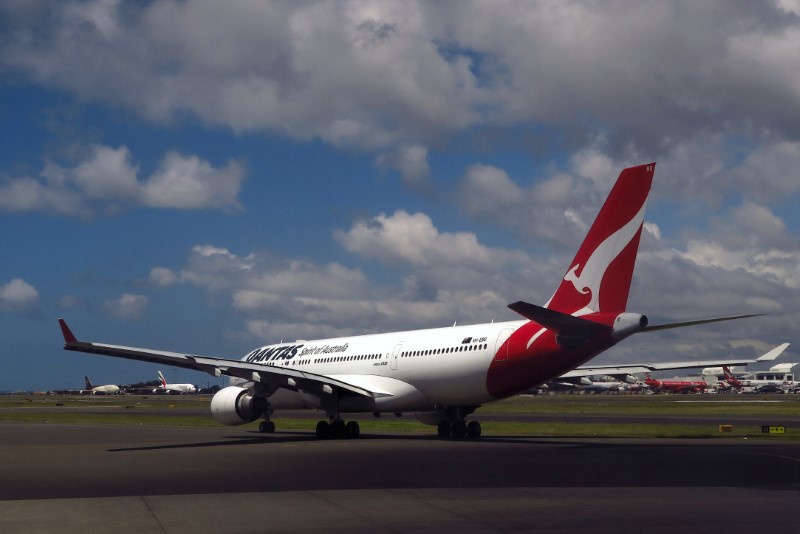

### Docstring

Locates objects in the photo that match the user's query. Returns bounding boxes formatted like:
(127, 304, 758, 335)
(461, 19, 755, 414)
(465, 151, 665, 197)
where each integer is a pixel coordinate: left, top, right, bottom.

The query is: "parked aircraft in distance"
(562, 342, 789, 380)
(153, 370, 197, 394)
(721, 366, 744, 390)
(732, 362, 798, 393)
(59, 163, 763, 439)
(644, 374, 708, 394)
(83, 376, 120, 395)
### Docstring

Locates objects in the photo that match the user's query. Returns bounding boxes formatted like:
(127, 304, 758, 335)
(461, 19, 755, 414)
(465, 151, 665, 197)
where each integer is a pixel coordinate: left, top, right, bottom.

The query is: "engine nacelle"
(612, 313, 648, 339)
(210, 386, 268, 426)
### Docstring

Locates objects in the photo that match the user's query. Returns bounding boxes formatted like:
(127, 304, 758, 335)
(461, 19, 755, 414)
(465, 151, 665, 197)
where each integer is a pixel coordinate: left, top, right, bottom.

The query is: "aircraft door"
(390, 343, 403, 370)
(494, 328, 514, 361)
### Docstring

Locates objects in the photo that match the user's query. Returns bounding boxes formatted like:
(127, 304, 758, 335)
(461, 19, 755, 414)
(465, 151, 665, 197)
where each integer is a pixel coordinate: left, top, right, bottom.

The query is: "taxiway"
(1, 422, 799, 532)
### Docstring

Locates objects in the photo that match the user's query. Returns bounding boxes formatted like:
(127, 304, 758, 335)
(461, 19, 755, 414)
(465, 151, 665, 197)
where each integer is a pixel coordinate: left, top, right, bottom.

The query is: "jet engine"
(210, 386, 268, 426)
(612, 313, 648, 339)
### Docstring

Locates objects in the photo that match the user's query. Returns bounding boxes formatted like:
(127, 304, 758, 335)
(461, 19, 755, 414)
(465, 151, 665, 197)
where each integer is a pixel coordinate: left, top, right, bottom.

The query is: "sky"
(2, 0, 800, 391)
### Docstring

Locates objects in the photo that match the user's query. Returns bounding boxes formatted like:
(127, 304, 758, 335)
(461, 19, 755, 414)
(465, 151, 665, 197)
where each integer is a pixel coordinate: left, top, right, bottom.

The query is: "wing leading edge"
(58, 319, 382, 399)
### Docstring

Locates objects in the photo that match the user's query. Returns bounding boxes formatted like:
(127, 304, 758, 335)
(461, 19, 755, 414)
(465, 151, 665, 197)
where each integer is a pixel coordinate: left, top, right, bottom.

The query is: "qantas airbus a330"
(59, 163, 762, 439)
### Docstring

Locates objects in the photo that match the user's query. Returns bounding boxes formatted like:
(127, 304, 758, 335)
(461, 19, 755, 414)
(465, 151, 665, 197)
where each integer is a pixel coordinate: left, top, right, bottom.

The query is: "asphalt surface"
(1, 422, 799, 533)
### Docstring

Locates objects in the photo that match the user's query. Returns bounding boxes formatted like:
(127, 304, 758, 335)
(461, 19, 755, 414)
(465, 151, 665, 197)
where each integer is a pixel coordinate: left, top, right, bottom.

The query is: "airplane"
(721, 366, 744, 390)
(643, 374, 709, 394)
(153, 370, 197, 394)
(82, 376, 120, 395)
(547, 374, 638, 394)
(58, 162, 763, 439)
(563, 342, 789, 387)
(734, 362, 798, 393)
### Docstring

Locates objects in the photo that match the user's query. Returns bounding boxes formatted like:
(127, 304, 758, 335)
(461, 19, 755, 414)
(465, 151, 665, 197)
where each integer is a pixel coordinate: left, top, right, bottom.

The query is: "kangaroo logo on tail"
(547, 163, 654, 315)
(562, 201, 648, 313)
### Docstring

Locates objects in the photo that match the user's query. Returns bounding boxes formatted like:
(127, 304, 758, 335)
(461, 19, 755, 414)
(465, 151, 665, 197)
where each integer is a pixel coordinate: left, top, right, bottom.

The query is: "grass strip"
(1, 412, 796, 440)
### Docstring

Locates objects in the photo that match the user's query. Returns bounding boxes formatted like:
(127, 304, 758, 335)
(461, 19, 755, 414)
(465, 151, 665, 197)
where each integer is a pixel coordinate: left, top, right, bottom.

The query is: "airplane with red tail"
(644, 374, 709, 394)
(722, 366, 744, 390)
(58, 163, 761, 439)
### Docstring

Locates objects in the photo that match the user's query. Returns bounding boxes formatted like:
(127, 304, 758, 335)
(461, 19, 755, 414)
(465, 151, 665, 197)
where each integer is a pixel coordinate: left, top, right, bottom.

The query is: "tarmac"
(1, 422, 799, 533)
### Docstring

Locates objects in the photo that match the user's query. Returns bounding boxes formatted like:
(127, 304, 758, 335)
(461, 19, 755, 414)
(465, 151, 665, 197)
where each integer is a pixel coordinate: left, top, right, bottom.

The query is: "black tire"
(259, 421, 276, 433)
(345, 421, 360, 439)
(466, 421, 481, 438)
(315, 420, 330, 439)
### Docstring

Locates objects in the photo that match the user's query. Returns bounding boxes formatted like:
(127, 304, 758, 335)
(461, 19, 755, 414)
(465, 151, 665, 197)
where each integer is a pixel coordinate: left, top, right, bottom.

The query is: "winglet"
(58, 318, 78, 345)
(756, 342, 790, 362)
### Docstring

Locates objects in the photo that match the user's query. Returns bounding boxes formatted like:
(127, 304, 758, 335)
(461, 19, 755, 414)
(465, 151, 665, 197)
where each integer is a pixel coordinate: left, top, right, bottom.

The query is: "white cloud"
(141, 152, 245, 210)
(147, 209, 544, 342)
(148, 267, 178, 287)
(0, 145, 245, 217)
(70, 145, 140, 200)
(103, 293, 148, 320)
(375, 144, 430, 186)
(456, 156, 606, 248)
(8, 2, 800, 157)
(0, 278, 39, 312)
(334, 210, 528, 269)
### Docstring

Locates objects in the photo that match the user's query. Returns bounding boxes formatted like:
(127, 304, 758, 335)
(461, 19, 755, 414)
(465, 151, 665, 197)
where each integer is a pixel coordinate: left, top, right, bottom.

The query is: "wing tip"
(58, 318, 78, 344)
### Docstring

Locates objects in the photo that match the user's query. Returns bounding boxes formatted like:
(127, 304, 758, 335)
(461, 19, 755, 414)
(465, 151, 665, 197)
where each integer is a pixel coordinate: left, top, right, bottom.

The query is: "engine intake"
(210, 386, 268, 426)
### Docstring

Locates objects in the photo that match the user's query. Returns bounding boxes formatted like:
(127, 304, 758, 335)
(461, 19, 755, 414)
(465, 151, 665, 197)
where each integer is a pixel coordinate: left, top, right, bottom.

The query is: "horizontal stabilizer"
(507, 301, 609, 337)
(641, 313, 764, 332)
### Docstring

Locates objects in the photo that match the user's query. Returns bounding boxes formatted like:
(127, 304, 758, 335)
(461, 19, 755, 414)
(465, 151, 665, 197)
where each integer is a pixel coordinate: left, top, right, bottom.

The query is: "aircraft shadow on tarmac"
(106, 430, 645, 452)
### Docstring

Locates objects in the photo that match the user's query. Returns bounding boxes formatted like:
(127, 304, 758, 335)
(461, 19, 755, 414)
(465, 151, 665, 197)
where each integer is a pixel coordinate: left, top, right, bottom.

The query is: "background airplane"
(82, 376, 120, 395)
(59, 163, 761, 439)
(561, 342, 788, 380)
(153, 370, 197, 394)
(644, 374, 708, 394)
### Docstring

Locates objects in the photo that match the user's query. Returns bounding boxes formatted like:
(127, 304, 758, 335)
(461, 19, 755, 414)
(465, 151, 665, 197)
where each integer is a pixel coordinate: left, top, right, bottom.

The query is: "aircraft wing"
(560, 342, 790, 379)
(58, 319, 383, 399)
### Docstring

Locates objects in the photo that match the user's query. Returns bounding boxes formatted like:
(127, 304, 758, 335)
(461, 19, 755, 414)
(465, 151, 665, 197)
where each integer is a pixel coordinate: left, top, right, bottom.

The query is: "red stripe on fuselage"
(485, 319, 617, 399)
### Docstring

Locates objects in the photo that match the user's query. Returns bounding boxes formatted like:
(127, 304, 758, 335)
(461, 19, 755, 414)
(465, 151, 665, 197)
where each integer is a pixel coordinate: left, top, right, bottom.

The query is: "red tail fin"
(547, 163, 655, 314)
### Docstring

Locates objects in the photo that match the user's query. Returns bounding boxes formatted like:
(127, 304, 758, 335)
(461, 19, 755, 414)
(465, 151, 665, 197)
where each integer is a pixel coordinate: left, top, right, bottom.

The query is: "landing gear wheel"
(466, 421, 481, 439)
(345, 421, 360, 439)
(437, 421, 452, 439)
(451, 420, 467, 439)
(315, 420, 330, 439)
(258, 421, 276, 433)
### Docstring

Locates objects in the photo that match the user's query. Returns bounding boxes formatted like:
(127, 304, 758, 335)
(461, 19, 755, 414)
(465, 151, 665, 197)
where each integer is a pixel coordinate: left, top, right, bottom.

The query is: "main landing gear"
(437, 420, 481, 439)
(258, 420, 275, 433)
(315, 418, 361, 439)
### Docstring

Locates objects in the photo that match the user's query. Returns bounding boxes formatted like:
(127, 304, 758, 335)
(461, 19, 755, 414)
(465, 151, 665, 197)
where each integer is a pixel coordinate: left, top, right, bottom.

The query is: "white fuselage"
(89, 384, 120, 395)
(157, 383, 197, 394)
(233, 319, 527, 413)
